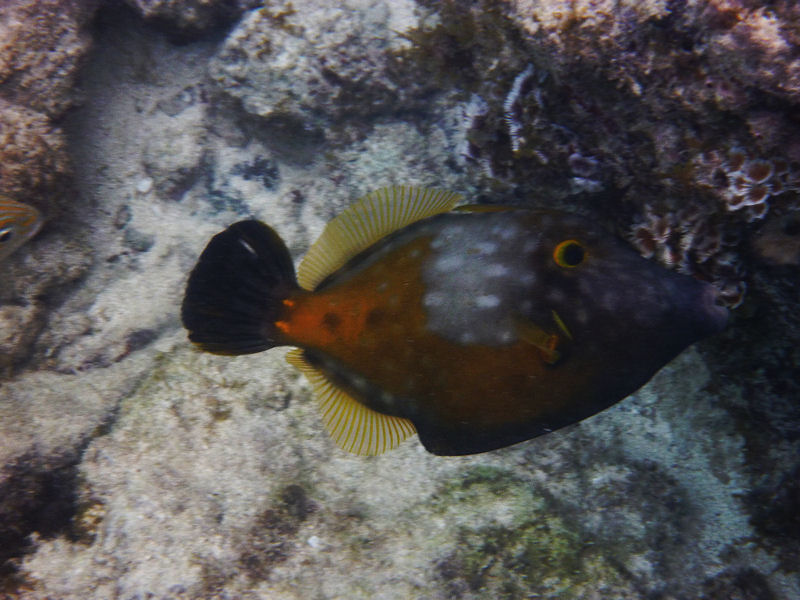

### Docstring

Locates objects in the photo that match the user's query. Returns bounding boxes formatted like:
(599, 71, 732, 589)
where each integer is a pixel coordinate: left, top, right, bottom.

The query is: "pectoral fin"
(514, 312, 572, 365)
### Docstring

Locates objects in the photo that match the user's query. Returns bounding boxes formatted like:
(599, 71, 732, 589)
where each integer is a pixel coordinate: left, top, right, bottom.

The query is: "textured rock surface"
(209, 0, 420, 131)
(0, 99, 71, 203)
(124, 0, 257, 37)
(0, 357, 152, 575)
(0, 0, 99, 118)
(0, 1, 798, 599)
(0, 3, 100, 498)
(0, 0, 94, 210)
(0, 233, 92, 373)
(15, 348, 762, 600)
(0, 0, 97, 283)
(0, 0, 100, 373)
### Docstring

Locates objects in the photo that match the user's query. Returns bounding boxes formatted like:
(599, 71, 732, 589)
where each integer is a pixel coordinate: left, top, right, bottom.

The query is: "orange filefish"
(0, 197, 42, 262)
(182, 186, 728, 455)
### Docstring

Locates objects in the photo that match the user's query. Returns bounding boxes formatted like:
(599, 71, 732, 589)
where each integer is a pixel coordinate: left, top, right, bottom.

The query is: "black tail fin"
(181, 219, 299, 355)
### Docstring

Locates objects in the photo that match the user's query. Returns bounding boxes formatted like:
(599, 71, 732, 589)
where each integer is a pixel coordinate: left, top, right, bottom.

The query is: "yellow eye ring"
(553, 239, 586, 268)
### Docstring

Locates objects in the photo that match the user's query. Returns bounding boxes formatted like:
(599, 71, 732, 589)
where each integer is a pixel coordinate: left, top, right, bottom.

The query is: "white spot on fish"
(491, 224, 519, 240)
(423, 292, 447, 307)
(519, 273, 537, 286)
(409, 248, 422, 258)
(472, 241, 497, 255)
(459, 332, 477, 344)
(442, 224, 465, 237)
(499, 227, 519, 240)
(435, 254, 464, 272)
(376, 281, 389, 293)
(547, 289, 565, 304)
(351, 375, 368, 391)
(476, 294, 501, 308)
(239, 239, 257, 256)
(498, 329, 515, 343)
(485, 263, 509, 277)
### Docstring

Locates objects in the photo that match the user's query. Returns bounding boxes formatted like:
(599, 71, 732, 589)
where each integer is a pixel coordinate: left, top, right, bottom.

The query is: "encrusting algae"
(181, 186, 728, 456)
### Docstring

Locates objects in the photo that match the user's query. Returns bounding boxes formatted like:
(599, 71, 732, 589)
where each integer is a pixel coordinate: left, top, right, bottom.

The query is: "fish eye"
(0, 228, 13, 244)
(553, 239, 586, 268)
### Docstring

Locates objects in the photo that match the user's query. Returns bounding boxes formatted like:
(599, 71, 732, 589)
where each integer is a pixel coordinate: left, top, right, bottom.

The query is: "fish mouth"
(700, 282, 729, 334)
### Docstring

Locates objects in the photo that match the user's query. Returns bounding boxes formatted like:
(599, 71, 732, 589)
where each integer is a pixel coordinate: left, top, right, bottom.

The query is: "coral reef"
(15, 346, 757, 600)
(209, 0, 420, 137)
(417, 0, 800, 308)
(0, 100, 71, 204)
(691, 147, 798, 221)
(0, 0, 101, 370)
(0, 0, 99, 118)
(1, 0, 799, 598)
(0, 0, 96, 210)
(123, 0, 257, 38)
(701, 567, 777, 600)
(752, 212, 800, 266)
(628, 201, 747, 306)
(0, 358, 148, 582)
(0, 0, 98, 288)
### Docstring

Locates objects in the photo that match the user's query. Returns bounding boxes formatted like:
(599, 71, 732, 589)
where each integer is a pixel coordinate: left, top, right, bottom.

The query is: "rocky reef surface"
(1, 1, 798, 598)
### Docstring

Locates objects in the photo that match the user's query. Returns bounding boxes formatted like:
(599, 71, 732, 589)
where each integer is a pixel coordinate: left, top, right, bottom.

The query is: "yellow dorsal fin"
(286, 349, 417, 455)
(297, 186, 462, 290)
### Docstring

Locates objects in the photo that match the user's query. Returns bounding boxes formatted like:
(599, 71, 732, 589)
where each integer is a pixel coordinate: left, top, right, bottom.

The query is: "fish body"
(182, 187, 728, 455)
(0, 197, 42, 262)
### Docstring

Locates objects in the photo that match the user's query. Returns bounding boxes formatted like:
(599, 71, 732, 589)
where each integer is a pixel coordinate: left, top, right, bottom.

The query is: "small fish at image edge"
(181, 186, 728, 456)
(0, 197, 42, 262)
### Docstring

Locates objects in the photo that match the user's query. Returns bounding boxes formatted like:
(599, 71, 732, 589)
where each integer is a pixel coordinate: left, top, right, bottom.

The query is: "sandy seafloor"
(2, 3, 800, 600)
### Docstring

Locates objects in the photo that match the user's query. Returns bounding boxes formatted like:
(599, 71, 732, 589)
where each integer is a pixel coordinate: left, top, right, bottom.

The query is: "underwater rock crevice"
(0, 453, 82, 585)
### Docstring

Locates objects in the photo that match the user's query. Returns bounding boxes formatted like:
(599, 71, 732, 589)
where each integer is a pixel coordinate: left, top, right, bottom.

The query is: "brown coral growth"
(0, 0, 99, 118)
(0, 100, 71, 203)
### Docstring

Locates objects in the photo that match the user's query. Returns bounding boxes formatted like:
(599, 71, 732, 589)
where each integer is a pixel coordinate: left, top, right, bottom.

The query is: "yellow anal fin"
(286, 349, 417, 455)
(297, 186, 462, 291)
(513, 317, 562, 365)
